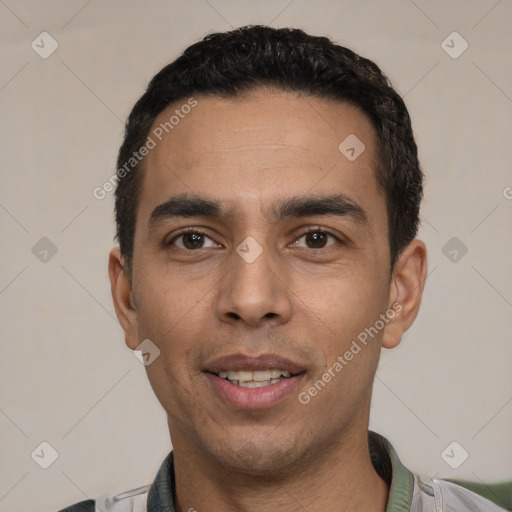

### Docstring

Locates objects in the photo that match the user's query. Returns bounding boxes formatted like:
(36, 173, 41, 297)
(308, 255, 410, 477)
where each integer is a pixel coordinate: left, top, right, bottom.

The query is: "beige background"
(1, 1, 511, 511)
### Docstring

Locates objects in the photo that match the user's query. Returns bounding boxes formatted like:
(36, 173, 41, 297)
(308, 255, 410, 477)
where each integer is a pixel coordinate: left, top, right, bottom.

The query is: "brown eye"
(293, 231, 338, 249)
(304, 232, 328, 248)
(170, 231, 219, 250)
(181, 233, 204, 249)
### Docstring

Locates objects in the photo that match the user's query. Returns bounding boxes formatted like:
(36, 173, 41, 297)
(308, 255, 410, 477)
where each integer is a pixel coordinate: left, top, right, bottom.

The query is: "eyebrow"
(270, 194, 368, 224)
(148, 193, 368, 229)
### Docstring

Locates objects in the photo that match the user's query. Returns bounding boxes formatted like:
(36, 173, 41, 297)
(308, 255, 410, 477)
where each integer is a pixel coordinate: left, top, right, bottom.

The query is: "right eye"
(168, 230, 221, 250)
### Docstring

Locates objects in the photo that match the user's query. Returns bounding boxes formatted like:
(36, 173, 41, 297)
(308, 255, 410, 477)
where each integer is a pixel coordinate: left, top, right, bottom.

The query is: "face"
(111, 89, 419, 475)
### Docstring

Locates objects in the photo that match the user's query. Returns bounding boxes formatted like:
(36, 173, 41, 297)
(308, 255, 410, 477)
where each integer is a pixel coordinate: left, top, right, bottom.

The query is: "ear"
(382, 239, 427, 349)
(108, 247, 140, 350)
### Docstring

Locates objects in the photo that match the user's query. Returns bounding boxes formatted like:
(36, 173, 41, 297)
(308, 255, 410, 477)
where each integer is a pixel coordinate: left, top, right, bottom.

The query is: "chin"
(206, 434, 311, 477)
(222, 451, 295, 476)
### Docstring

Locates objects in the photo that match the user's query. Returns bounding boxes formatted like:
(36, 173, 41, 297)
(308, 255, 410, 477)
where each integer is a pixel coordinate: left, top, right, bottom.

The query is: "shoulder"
(57, 485, 150, 512)
(57, 500, 95, 512)
(414, 475, 512, 511)
(447, 479, 512, 511)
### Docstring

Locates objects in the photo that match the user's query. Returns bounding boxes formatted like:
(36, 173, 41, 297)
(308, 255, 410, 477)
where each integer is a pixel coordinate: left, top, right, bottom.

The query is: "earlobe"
(382, 239, 427, 349)
(108, 248, 140, 350)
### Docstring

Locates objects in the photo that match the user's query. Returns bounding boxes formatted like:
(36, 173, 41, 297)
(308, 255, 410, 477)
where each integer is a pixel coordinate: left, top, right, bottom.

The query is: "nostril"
(224, 311, 279, 322)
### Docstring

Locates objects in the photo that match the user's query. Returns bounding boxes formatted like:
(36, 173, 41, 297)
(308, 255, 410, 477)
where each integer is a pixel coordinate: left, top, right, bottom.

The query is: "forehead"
(137, 90, 384, 227)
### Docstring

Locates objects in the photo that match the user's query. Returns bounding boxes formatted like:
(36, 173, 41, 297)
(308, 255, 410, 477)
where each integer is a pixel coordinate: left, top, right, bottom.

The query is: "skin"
(109, 89, 427, 512)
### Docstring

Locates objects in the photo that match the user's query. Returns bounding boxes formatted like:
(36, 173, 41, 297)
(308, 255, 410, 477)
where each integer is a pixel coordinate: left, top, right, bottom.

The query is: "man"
(60, 25, 511, 512)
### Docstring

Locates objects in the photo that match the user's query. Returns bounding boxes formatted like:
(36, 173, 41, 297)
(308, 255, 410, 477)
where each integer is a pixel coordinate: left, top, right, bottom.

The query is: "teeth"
(239, 380, 271, 388)
(252, 370, 271, 382)
(216, 368, 294, 386)
(237, 370, 254, 382)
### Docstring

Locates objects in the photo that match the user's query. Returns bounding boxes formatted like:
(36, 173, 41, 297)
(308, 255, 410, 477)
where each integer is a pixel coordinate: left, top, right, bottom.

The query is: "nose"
(215, 241, 293, 328)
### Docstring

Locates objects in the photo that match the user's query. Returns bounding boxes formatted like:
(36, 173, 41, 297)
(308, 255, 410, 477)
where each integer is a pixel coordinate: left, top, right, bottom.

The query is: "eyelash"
(168, 228, 218, 249)
(167, 227, 343, 249)
(293, 227, 342, 247)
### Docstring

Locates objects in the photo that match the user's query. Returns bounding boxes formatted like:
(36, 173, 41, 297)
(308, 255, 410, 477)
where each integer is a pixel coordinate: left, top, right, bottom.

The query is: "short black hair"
(115, 25, 423, 271)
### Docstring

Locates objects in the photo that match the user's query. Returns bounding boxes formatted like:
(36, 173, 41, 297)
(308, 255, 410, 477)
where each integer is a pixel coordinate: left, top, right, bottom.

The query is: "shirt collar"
(369, 431, 415, 512)
(146, 450, 175, 512)
(147, 431, 415, 511)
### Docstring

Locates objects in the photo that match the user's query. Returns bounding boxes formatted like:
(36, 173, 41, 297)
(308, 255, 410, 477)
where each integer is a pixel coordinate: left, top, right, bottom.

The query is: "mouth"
(203, 354, 306, 409)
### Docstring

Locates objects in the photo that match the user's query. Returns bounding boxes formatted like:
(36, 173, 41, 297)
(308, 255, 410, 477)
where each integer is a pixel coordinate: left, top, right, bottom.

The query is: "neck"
(170, 428, 389, 512)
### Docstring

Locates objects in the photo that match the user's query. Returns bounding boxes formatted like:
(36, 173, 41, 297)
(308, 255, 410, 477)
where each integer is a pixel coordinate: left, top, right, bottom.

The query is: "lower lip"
(204, 373, 305, 410)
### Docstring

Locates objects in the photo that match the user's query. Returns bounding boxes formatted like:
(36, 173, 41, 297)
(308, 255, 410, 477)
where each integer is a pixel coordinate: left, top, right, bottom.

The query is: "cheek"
(133, 256, 211, 338)
(296, 273, 387, 418)
(136, 273, 213, 411)
(295, 263, 388, 346)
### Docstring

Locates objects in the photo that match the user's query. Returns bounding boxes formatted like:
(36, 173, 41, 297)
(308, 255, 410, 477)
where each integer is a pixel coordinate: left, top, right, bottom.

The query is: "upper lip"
(203, 353, 306, 375)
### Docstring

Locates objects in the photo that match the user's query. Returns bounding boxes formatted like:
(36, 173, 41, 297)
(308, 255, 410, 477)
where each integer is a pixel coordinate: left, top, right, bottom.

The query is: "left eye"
(292, 231, 338, 249)
(171, 232, 219, 250)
